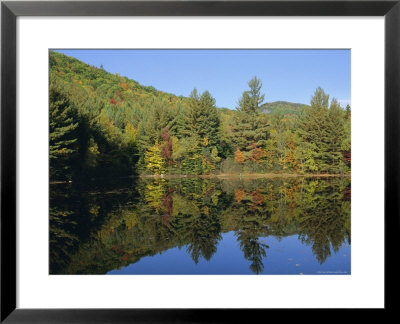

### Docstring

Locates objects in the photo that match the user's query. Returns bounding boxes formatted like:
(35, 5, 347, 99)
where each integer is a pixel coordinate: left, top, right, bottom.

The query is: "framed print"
(1, 0, 399, 321)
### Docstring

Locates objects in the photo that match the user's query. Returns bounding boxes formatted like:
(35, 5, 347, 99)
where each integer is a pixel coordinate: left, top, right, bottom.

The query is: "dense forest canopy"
(49, 51, 351, 181)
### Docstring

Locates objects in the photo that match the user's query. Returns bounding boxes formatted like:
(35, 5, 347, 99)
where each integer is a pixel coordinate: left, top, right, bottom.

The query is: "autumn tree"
(144, 143, 167, 175)
(160, 127, 173, 163)
(234, 148, 246, 164)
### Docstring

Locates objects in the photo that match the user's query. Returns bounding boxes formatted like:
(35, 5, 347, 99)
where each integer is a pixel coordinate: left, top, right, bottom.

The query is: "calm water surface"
(50, 177, 351, 275)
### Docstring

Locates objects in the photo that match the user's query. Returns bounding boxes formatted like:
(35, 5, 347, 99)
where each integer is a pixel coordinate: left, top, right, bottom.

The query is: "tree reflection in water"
(50, 177, 351, 274)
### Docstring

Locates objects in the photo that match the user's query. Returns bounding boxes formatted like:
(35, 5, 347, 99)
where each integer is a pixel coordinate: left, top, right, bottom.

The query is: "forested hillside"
(49, 51, 351, 182)
(259, 101, 309, 115)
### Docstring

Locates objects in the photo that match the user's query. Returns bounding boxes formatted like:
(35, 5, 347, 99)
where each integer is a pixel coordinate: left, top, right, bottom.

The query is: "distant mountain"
(259, 101, 309, 115)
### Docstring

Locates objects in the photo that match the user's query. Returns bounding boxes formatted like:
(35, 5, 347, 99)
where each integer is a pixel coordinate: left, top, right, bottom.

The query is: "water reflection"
(50, 177, 351, 274)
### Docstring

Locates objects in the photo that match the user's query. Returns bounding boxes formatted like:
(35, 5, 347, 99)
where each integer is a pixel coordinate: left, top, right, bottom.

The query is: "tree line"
(49, 51, 351, 181)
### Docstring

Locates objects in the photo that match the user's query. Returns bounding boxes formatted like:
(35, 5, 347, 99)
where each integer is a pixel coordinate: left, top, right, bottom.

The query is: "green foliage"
(180, 89, 221, 145)
(297, 88, 346, 173)
(49, 81, 80, 181)
(230, 77, 269, 152)
(243, 76, 265, 113)
(49, 51, 350, 178)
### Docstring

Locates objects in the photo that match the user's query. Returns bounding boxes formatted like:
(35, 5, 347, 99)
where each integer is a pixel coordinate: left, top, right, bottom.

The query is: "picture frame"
(1, 0, 398, 321)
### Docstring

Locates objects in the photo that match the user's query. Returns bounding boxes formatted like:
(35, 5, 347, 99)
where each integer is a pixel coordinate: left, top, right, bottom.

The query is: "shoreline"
(139, 173, 351, 179)
(50, 172, 351, 184)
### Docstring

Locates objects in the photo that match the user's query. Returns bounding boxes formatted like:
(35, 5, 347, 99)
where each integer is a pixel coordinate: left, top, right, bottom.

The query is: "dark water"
(50, 176, 351, 275)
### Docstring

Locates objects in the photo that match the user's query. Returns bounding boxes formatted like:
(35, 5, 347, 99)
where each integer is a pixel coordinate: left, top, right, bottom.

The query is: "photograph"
(49, 49, 351, 275)
(3, 0, 397, 318)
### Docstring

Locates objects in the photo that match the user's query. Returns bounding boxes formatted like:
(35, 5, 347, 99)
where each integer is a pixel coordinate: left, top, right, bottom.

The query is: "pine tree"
(342, 109, 351, 169)
(246, 76, 265, 112)
(181, 89, 221, 147)
(180, 89, 202, 139)
(326, 99, 345, 173)
(49, 82, 80, 181)
(345, 104, 351, 119)
(297, 87, 329, 172)
(138, 97, 174, 149)
(198, 91, 221, 147)
(297, 88, 345, 173)
(231, 77, 268, 152)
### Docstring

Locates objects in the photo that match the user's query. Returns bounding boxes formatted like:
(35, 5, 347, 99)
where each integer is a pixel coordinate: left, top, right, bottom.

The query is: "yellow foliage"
(123, 122, 137, 146)
(120, 82, 129, 91)
(89, 205, 100, 217)
(123, 211, 139, 230)
(144, 144, 166, 175)
(145, 180, 167, 212)
(211, 190, 221, 206)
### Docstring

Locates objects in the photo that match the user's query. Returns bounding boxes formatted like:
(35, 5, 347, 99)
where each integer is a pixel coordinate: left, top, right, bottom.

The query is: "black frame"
(1, 0, 399, 322)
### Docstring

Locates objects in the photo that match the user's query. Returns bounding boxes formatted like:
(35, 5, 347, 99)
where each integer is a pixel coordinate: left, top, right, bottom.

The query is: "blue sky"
(55, 49, 351, 109)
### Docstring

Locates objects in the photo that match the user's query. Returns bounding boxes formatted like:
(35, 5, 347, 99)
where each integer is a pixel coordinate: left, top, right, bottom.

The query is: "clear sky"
(55, 49, 351, 109)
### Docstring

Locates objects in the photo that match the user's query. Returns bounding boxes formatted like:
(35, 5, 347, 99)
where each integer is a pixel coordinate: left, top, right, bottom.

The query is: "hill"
(50, 50, 308, 118)
(50, 50, 189, 111)
(259, 101, 309, 115)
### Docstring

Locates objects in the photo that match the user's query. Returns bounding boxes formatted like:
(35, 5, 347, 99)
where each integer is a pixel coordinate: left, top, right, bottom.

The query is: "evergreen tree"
(231, 77, 268, 152)
(246, 76, 265, 112)
(327, 99, 345, 173)
(342, 110, 351, 169)
(139, 97, 174, 149)
(198, 91, 221, 147)
(297, 88, 345, 173)
(180, 88, 201, 139)
(181, 89, 221, 147)
(49, 82, 80, 181)
(297, 87, 329, 172)
(345, 104, 351, 119)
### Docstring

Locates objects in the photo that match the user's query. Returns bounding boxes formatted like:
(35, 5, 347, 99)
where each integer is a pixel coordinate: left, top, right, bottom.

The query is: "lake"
(50, 176, 351, 275)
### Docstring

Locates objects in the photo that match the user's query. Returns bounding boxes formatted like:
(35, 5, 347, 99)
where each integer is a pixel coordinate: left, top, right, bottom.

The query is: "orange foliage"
(248, 141, 265, 164)
(250, 189, 265, 206)
(234, 148, 246, 164)
(283, 134, 298, 170)
(120, 82, 129, 91)
(235, 189, 246, 203)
